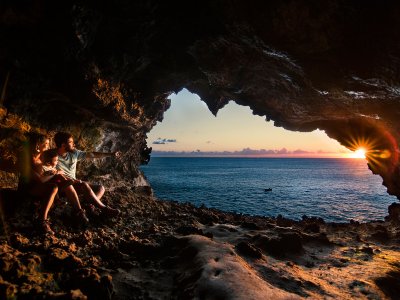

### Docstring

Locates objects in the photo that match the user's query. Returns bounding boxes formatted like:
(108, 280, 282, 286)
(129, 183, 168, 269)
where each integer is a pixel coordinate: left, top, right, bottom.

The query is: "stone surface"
(388, 202, 400, 221)
(254, 232, 304, 257)
(0, 186, 399, 298)
(235, 241, 263, 259)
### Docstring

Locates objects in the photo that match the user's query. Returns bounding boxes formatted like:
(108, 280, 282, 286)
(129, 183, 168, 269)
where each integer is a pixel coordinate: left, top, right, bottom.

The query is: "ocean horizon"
(150, 153, 349, 158)
(140, 157, 396, 222)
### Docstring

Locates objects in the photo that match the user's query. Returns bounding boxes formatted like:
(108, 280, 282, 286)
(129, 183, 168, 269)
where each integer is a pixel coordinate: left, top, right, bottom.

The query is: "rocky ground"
(1, 186, 400, 299)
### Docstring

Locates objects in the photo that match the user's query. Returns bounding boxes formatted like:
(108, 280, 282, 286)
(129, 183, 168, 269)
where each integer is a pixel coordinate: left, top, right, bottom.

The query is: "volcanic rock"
(374, 271, 400, 299)
(254, 232, 303, 257)
(235, 241, 263, 259)
(388, 203, 400, 221)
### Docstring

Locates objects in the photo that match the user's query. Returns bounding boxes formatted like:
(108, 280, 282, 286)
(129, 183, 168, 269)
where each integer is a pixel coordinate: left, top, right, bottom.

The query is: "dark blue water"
(140, 157, 396, 222)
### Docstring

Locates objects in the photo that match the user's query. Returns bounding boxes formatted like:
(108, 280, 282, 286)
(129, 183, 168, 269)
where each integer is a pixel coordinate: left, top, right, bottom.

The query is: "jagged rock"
(10, 233, 30, 249)
(0, 256, 13, 274)
(235, 241, 262, 259)
(9, 259, 29, 281)
(240, 221, 262, 230)
(196, 209, 219, 225)
(45, 247, 84, 272)
(175, 225, 204, 236)
(21, 253, 41, 274)
(303, 223, 320, 233)
(119, 238, 161, 259)
(61, 289, 88, 300)
(74, 231, 94, 247)
(375, 271, 400, 299)
(57, 239, 78, 253)
(253, 232, 303, 257)
(49, 247, 69, 261)
(301, 215, 324, 233)
(19, 282, 44, 297)
(70, 268, 101, 296)
(64, 255, 85, 270)
(46, 290, 88, 299)
(100, 275, 114, 299)
(359, 246, 374, 255)
(371, 225, 390, 242)
(61, 268, 112, 300)
(276, 215, 294, 227)
(388, 203, 400, 221)
(301, 232, 332, 245)
(0, 278, 18, 299)
(68, 289, 88, 300)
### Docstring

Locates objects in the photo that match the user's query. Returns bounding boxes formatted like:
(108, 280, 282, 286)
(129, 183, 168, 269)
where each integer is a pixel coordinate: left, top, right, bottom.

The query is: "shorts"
(47, 174, 74, 191)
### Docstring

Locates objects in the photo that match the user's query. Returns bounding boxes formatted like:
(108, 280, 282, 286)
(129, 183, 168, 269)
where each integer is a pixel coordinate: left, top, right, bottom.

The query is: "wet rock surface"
(1, 187, 400, 299)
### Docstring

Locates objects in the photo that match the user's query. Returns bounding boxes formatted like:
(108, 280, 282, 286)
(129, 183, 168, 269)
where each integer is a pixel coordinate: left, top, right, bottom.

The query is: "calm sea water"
(140, 157, 397, 222)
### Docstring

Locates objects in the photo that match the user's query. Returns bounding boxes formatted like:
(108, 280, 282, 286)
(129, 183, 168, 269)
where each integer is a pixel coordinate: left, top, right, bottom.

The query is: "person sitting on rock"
(54, 132, 121, 220)
(17, 133, 58, 235)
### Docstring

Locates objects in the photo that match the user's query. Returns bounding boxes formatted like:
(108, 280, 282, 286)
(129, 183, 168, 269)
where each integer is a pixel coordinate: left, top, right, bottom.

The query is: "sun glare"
(351, 148, 366, 159)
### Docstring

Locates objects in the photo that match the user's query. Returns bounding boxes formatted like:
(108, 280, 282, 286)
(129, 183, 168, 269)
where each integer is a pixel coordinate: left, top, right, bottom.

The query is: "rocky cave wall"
(1, 1, 400, 199)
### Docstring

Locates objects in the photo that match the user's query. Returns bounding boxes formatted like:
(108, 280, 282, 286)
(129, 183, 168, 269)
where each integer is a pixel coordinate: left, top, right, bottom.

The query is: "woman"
(18, 133, 58, 234)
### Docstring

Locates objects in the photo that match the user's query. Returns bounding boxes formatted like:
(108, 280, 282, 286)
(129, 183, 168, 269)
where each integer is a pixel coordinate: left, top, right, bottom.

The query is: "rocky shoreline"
(1, 186, 400, 299)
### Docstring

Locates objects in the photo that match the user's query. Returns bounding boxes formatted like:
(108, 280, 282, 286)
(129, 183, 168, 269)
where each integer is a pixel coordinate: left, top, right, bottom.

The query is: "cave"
(1, 1, 400, 299)
(2, 0, 400, 198)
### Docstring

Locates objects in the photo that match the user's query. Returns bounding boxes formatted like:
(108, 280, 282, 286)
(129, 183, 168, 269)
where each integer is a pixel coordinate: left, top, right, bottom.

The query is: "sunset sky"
(147, 89, 356, 157)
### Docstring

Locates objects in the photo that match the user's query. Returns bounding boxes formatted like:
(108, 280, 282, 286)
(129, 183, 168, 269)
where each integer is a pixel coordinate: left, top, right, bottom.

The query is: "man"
(54, 132, 120, 220)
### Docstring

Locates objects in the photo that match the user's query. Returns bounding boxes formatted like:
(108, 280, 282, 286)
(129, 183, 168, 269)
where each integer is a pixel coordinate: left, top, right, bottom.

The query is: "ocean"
(140, 157, 396, 222)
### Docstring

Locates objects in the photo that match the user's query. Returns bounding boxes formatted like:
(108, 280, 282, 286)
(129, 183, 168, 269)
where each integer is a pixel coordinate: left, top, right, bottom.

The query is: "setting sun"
(351, 148, 367, 159)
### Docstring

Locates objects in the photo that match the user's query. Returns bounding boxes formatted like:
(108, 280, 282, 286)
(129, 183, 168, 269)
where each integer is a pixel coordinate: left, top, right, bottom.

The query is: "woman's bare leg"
(30, 183, 58, 221)
(63, 185, 83, 210)
(42, 185, 58, 220)
(29, 183, 57, 234)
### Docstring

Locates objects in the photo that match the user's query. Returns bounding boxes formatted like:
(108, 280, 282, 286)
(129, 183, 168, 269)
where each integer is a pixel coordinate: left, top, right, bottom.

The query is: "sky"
(146, 89, 357, 158)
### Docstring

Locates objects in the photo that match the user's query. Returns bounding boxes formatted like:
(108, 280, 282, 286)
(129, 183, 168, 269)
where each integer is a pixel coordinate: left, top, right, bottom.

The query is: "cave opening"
(141, 90, 396, 222)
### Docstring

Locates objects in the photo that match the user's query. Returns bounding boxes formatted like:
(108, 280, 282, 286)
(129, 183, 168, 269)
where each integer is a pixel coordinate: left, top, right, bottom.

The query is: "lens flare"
(340, 123, 398, 176)
(351, 148, 366, 159)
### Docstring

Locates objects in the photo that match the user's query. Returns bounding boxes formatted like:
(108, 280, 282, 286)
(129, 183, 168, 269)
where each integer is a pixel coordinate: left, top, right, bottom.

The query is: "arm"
(31, 169, 54, 183)
(39, 168, 65, 183)
(40, 173, 55, 183)
(86, 151, 121, 159)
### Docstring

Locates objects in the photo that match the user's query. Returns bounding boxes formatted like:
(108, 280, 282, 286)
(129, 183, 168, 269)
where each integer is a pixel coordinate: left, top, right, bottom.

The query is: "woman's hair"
(27, 132, 49, 154)
(41, 149, 58, 165)
(54, 132, 72, 148)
